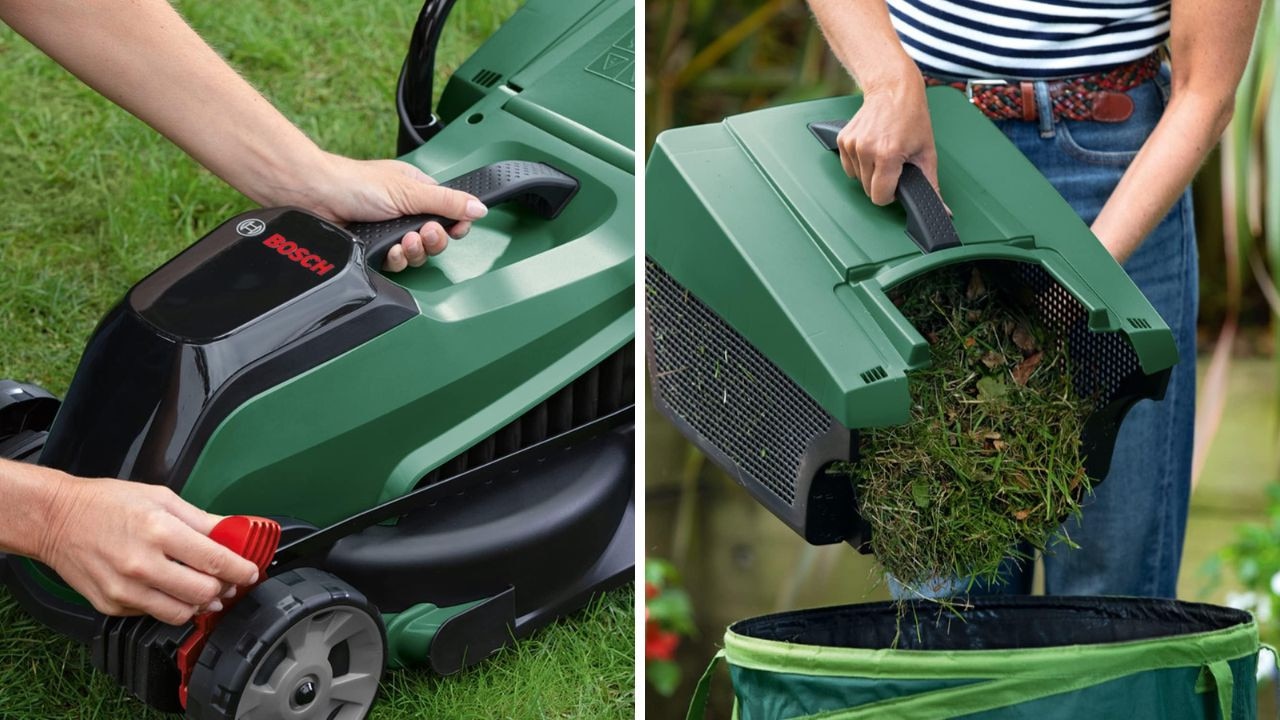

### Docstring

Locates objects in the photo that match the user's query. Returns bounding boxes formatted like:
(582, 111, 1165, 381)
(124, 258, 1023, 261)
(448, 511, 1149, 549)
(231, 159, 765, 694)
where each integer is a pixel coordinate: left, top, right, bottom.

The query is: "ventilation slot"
(1128, 317, 1151, 329)
(471, 69, 502, 88)
(415, 341, 634, 489)
(860, 366, 888, 384)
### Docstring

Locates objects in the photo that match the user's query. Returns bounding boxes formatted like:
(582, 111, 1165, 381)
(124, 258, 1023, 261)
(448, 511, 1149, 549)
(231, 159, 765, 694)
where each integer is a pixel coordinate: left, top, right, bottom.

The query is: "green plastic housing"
(438, 0, 633, 166)
(176, 0, 634, 667)
(646, 89, 1177, 545)
(179, 0, 634, 525)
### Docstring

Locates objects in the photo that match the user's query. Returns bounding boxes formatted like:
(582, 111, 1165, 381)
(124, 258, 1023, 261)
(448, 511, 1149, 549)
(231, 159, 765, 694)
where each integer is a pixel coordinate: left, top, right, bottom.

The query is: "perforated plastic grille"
(646, 259, 836, 505)
(416, 341, 634, 488)
(1016, 263, 1141, 406)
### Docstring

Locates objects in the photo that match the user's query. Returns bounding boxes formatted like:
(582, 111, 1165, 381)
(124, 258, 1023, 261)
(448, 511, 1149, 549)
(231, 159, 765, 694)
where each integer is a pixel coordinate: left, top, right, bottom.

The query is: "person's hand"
(836, 76, 940, 206)
(289, 154, 490, 273)
(36, 476, 260, 626)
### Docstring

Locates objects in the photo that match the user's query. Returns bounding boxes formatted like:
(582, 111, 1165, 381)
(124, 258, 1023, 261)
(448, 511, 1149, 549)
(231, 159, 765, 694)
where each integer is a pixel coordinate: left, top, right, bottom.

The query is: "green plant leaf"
(647, 660, 682, 696)
(976, 375, 1008, 400)
(911, 480, 932, 508)
(647, 589, 696, 634)
(645, 557, 679, 588)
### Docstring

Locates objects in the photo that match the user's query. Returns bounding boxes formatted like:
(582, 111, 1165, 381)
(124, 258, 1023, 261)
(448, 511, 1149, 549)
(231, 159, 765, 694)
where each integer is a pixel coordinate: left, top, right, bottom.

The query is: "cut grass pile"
(0, 1, 634, 718)
(840, 265, 1093, 596)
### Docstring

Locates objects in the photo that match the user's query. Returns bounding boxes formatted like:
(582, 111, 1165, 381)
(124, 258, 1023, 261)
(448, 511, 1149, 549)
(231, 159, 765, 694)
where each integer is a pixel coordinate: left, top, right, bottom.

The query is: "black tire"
(185, 567, 387, 720)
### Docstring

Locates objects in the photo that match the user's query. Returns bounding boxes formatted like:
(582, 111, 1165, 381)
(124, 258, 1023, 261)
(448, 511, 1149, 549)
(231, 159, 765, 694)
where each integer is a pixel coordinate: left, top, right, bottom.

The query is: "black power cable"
(395, 0, 461, 154)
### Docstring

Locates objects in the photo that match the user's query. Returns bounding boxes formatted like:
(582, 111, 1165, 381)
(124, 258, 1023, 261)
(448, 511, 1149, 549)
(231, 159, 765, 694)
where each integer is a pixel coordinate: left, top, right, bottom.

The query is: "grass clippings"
(841, 265, 1093, 597)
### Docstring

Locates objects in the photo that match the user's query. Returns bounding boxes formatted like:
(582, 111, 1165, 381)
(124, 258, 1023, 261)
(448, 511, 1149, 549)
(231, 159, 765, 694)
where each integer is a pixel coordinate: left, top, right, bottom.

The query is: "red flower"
(645, 581, 659, 600)
(646, 620, 680, 661)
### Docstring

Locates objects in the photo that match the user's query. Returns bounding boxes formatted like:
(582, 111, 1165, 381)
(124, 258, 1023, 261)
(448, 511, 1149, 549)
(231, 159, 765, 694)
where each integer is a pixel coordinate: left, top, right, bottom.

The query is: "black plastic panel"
(134, 211, 353, 341)
(0, 380, 59, 439)
(39, 207, 415, 489)
(319, 429, 632, 614)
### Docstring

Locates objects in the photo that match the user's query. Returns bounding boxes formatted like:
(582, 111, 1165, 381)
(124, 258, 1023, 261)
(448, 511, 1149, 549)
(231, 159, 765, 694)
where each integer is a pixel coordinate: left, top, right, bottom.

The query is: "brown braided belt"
(924, 51, 1161, 123)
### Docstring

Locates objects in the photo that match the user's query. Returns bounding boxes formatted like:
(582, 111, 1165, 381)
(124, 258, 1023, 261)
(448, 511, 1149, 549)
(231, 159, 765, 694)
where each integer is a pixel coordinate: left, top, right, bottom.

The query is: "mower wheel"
(185, 567, 386, 720)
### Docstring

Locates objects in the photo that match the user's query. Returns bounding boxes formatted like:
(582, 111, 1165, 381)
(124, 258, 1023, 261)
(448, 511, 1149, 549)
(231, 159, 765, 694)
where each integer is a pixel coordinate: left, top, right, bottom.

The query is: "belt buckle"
(964, 79, 1006, 102)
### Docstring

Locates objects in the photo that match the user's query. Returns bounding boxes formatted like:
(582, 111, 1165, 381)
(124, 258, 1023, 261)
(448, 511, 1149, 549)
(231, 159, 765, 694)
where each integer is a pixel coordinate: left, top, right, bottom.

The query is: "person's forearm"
(1093, 0, 1259, 262)
(0, 458, 61, 560)
(808, 0, 918, 93)
(1092, 92, 1232, 262)
(0, 0, 331, 208)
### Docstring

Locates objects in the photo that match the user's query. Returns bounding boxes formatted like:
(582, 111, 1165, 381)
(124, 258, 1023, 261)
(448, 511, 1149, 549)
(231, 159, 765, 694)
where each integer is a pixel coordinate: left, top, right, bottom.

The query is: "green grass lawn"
(0, 1, 635, 717)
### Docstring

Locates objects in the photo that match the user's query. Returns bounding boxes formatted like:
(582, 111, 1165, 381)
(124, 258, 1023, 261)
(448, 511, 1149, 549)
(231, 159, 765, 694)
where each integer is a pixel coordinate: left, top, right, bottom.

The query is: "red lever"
(175, 515, 281, 709)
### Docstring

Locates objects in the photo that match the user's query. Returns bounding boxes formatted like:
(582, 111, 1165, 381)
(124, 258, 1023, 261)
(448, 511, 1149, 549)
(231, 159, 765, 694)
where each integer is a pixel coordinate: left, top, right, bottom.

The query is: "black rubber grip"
(807, 119, 843, 152)
(807, 120, 960, 254)
(348, 160, 580, 269)
(894, 164, 959, 253)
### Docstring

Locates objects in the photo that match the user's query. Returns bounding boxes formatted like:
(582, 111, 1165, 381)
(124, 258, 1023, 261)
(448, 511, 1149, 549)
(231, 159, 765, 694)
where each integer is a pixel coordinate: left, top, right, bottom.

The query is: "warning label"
(585, 29, 635, 89)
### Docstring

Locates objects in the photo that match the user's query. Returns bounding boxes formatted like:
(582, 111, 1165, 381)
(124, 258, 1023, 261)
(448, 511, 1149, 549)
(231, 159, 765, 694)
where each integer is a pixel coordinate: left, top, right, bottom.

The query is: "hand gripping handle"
(808, 119, 960, 254)
(348, 160, 580, 269)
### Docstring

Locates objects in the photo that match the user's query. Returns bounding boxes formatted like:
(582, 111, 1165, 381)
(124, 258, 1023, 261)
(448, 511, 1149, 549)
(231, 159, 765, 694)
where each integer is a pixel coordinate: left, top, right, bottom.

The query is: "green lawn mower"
(0, 0, 635, 717)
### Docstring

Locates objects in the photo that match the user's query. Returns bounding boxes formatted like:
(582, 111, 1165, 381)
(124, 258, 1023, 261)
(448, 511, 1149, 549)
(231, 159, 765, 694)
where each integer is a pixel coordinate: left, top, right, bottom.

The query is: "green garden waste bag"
(687, 597, 1266, 720)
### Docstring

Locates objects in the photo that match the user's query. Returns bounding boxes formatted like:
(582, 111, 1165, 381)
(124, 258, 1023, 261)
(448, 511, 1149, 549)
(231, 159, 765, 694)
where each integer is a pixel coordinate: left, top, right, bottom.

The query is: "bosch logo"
(236, 218, 266, 236)
(261, 233, 336, 276)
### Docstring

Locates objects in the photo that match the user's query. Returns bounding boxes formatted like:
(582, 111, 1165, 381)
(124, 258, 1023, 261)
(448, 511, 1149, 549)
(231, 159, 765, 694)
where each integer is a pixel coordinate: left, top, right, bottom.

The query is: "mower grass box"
(1, 0, 635, 717)
(645, 88, 1178, 547)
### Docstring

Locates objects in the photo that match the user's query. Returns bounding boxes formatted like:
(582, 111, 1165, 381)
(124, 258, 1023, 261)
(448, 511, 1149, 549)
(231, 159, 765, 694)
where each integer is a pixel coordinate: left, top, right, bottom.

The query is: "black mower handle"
(348, 160, 580, 269)
(808, 119, 960, 254)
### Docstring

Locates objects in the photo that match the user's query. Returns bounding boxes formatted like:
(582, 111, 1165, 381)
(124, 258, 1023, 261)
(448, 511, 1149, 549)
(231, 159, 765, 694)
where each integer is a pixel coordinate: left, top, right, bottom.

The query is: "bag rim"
(724, 600, 1258, 680)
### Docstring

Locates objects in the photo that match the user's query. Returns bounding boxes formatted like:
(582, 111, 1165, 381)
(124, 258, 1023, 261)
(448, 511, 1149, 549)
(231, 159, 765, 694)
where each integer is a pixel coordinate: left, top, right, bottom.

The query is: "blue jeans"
(895, 67, 1198, 598)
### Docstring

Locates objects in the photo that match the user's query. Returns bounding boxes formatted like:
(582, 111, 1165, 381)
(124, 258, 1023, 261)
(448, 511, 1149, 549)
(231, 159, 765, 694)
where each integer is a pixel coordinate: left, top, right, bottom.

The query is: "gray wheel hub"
(235, 606, 382, 720)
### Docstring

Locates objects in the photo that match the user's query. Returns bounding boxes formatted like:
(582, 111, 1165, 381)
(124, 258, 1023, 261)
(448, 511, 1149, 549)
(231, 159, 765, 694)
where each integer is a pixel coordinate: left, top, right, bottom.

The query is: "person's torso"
(887, 0, 1170, 79)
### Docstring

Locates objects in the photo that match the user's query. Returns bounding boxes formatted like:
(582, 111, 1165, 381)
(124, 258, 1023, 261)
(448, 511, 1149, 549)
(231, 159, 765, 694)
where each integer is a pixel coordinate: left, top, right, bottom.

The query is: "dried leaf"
(966, 268, 987, 300)
(966, 309, 982, 323)
(981, 351, 1005, 370)
(964, 337, 976, 348)
(1013, 509, 1030, 521)
(1011, 351, 1043, 386)
(978, 431, 1007, 452)
(1011, 324, 1038, 353)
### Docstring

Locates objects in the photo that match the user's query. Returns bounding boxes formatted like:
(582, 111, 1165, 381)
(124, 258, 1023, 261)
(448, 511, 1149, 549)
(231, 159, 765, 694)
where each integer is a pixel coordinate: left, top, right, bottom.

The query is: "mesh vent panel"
(646, 259, 836, 505)
(1015, 264, 1141, 407)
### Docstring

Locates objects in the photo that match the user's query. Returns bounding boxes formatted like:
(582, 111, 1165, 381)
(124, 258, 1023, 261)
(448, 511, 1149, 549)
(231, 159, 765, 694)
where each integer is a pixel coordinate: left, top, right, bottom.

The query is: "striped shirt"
(885, 0, 1171, 79)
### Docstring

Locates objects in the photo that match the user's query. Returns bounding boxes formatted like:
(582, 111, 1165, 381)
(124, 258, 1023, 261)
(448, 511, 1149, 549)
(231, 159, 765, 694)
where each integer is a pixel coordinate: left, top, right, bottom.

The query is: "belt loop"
(1034, 81, 1055, 138)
